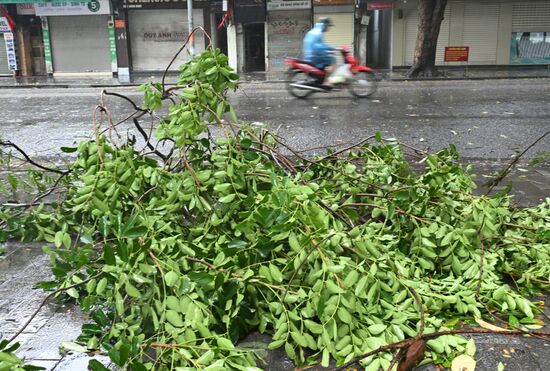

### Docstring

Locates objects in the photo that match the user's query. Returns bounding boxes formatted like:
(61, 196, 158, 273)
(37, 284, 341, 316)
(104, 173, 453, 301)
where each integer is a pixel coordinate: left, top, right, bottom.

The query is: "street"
(1, 77, 550, 370)
(0, 78, 549, 161)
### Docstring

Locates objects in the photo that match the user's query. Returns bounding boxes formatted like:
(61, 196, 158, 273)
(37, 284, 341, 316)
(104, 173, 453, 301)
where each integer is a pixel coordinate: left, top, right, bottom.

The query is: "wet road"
(1, 79, 550, 369)
(0, 78, 548, 161)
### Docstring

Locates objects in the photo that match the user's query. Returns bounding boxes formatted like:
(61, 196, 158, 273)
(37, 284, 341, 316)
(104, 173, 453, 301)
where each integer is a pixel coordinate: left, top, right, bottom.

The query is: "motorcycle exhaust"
(289, 83, 328, 92)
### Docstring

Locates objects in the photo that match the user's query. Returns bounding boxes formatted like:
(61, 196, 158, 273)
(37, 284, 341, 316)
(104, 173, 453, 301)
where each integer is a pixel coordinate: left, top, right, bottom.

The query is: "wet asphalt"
(0, 79, 549, 370)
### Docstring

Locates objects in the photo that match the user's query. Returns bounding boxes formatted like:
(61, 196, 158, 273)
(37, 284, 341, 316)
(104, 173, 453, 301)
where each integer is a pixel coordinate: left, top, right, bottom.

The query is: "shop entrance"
(214, 13, 228, 56)
(244, 23, 265, 72)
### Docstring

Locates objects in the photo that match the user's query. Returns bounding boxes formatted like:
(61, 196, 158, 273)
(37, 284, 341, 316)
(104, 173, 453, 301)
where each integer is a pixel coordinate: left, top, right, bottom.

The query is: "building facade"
(1, 0, 549, 77)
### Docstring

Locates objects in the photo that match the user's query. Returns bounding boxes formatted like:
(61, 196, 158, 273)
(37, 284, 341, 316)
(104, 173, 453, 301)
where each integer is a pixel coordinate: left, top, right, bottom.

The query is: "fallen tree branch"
(8, 273, 102, 344)
(0, 141, 68, 175)
(484, 129, 550, 195)
(333, 327, 550, 370)
(133, 118, 168, 161)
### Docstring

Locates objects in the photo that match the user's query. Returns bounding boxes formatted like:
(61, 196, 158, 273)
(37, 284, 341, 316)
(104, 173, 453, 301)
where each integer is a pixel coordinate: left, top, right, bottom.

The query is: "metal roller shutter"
(462, 3, 499, 64)
(49, 15, 111, 73)
(315, 13, 354, 48)
(404, 6, 450, 65)
(268, 10, 311, 72)
(512, 2, 550, 32)
(0, 34, 11, 75)
(128, 9, 205, 72)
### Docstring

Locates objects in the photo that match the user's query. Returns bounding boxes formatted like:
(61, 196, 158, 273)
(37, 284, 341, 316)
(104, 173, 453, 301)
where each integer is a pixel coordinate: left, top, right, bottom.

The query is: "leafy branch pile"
(1, 48, 549, 371)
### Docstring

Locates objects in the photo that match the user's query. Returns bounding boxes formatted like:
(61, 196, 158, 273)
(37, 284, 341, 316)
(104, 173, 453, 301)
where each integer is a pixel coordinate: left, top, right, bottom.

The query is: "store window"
(510, 32, 550, 64)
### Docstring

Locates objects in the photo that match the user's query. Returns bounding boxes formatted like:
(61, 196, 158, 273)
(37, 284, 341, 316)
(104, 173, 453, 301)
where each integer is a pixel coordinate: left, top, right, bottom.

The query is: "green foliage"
(0, 340, 44, 371)
(1, 49, 549, 370)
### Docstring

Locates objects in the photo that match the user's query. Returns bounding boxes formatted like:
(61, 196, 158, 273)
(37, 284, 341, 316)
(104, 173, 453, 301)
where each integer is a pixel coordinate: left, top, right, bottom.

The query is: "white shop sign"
(35, 0, 110, 16)
(4, 32, 17, 70)
(0, 17, 11, 33)
(267, 0, 311, 11)
(16, 3, 35, 15)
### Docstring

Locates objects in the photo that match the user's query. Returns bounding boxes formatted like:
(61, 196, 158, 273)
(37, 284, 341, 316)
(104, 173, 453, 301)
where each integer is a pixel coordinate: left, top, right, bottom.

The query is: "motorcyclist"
(303, 17, 336, 84)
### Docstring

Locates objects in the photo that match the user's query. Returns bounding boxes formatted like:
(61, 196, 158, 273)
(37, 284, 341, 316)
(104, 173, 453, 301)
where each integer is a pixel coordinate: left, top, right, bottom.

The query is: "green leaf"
(269, 264, 283, 283)
(89, 360, 110, 371)
(125, 281, 140, 298)
(164, 271, 179, 287)
(219, 194, 236, 203)
(60, 341, 87, 353)
(368, 324, 387, 335)
(122, 226, 148, 238)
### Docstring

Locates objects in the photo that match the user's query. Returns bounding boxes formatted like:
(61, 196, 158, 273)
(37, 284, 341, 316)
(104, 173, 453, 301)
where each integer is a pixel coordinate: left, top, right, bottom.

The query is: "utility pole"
(187, 0, 195, 55)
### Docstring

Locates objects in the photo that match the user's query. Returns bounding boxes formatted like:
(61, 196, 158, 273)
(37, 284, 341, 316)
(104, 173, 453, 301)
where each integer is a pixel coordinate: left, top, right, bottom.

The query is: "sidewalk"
(0, 65, 549, 88)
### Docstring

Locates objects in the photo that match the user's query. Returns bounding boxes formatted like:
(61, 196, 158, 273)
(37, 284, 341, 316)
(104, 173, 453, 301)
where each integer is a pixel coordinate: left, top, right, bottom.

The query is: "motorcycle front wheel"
(286, 69, 315, 99)
(348, 71, 377, 98)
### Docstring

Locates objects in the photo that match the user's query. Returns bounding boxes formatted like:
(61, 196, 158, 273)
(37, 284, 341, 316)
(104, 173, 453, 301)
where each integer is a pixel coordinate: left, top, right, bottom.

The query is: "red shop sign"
(444, 46, 470, 62)
(367, 2, 393, 10)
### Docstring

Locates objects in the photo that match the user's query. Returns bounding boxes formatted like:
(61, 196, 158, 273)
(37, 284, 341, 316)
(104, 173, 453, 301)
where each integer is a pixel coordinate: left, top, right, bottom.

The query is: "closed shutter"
(315, 13, 354, 48)
(268, 10, 311, 72)
(512, 2, 550, 32)
(462, 3, 499, 64)
(49, 15, 111, 73)
(404, 6, 450, 65)
(0, 34, 11, 75)
(129, 9, 205, 72)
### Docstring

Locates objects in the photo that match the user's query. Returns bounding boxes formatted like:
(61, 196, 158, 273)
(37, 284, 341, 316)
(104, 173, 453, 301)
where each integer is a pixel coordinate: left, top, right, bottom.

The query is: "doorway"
(214, 13, 228, 56)
(244, 23, 265, 72)
(366, 9, 392, 68)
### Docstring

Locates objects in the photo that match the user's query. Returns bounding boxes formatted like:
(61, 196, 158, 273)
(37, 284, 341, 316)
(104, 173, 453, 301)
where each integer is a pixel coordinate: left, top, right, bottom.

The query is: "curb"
(0, 74, 549, 89)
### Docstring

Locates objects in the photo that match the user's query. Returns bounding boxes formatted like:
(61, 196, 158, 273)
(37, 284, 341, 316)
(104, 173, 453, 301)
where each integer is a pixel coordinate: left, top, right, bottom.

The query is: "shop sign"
(41, 17, 53, 73)
(0, 16, 10, 32)
(108, 17, 117, 73)
(444, 46, 469, 62)
(35, 0, 110, 16)
(4, 32, 17, 70)
(16, 3, 35, 15)
(367, 2, 392, 10)
(233, 0, 266, 23)
(313, 0, 354, 5)
(123, 0, 207, 10)
(267, 0, 310, 11)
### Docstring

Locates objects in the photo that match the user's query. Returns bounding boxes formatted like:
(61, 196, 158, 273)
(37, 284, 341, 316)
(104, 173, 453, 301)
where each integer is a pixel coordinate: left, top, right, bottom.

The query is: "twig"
(484, 129, 550, 195)
(102, 90, 149, 113)
(333, 327, 550, 370)
(476, 239, 486, 298)
(133, 118, 168, 161)
(0, 141, 68, 175)
(340, 203, 427, 223)
(313, 135, 375, 164)
(161, 27, 207, 92)
(8, 273, 102, 344)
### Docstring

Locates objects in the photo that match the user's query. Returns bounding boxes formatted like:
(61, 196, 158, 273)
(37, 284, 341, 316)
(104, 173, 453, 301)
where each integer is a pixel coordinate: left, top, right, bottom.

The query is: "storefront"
(510, 2, 550, 64)
(122, 0, 208, 72)
(231, 0, 267, 72)
(392, 0, 550, 67)
(266, 0, 311, 73)
(14, 3, 46, 76)
(0, 16, 15, 75)
(313, 0, 354, 49)
(36, 0, 113, 74)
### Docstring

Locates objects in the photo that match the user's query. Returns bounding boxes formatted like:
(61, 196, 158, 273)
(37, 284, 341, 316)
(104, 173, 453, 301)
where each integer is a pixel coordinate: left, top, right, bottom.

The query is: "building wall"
(392, 0, 550, 66)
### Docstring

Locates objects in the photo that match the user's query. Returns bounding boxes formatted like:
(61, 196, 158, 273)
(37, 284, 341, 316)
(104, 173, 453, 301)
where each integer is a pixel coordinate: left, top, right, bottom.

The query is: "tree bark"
(407, 0, 448, 78)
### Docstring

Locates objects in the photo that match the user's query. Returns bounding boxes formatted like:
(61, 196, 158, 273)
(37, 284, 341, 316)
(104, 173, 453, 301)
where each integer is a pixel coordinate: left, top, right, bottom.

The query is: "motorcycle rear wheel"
(348, 71, 377, 98)
(286, 70, 315, 99)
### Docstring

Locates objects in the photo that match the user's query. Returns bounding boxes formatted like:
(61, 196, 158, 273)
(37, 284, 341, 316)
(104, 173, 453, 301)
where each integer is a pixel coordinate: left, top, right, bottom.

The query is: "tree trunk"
(407, 0, 448, 78)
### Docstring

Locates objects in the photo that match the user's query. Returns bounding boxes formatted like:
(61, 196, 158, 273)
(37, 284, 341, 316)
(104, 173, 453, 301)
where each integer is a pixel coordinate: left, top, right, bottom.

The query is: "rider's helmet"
(319, 17, 333, 32)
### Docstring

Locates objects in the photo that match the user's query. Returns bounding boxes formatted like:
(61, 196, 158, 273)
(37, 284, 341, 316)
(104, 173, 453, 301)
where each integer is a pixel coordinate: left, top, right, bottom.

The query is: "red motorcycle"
(285, 47, 377, 99)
